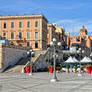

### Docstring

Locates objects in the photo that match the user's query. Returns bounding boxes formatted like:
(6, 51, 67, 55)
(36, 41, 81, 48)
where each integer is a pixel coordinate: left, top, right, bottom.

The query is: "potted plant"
(60, 64, 62, 72)
(56, 67, 61, 73)
(56, 64, 62, 73)
(48, 65, 54, 74)
(73, 66, 77, 73)
(81, 67, 84, 73)
(66, 65, 70, 73)
(85, 64, 92, 74)
(26, 63, 30, 73)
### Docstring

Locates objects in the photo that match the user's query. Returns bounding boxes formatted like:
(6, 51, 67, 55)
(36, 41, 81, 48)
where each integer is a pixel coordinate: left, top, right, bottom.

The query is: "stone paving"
(0, 72, 92, 92)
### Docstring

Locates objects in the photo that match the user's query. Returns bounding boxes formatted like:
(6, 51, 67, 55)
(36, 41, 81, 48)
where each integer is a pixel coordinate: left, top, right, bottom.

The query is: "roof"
(0, 14, 48, 22)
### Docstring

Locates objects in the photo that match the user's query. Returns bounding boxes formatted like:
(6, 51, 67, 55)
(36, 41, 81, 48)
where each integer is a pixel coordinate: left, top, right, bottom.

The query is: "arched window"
(35, 41, 38, 48)
(27, 42, 30, 47)
(19, 22, 22, 28)
(27, 21, 30, 28)
(4, 22, 6, 28)
(35, 32, 38, 38)
(27, 32, 30, 39)
(19, 32, 22, 39)
(35, 21, 38, 27)
(11, 22, 14, 28)
(3, 32, 7, 40)
(11, 32, 14, 39)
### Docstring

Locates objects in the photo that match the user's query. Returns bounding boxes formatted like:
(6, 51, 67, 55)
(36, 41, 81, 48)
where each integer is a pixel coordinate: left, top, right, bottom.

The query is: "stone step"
(4, 50, 48, 73)
(5, 65, 24, 73)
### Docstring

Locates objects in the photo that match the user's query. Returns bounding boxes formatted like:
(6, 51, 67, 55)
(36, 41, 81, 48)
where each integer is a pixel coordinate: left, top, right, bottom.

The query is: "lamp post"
(77, 48, 84, 76)
(50, 38, 61, 82)
(27, 49, 34, 76)
(90, 53, 92, 59)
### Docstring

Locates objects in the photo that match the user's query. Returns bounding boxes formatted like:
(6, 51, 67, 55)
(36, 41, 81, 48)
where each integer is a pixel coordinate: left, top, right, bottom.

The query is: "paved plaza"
(0, 72, 92, 92)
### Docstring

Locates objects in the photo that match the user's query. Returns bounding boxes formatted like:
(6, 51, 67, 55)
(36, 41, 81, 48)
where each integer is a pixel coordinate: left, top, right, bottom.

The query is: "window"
(27, 32, 30, 39)
(19, 32, 22, 39)
(35, 32, 38, 38)
(19, 22, 22, 28)
(11, 32, 14, 39)
(4, 22, 6, 28)
(27, 42, 30, 47)
(11, 22, 14, 28)
(27, 21, 30, 28)
(35, 21, 38, 27)
(3, 32, 7, 40)
(3, 33, 6, 36)
(35, 41, 38, 48)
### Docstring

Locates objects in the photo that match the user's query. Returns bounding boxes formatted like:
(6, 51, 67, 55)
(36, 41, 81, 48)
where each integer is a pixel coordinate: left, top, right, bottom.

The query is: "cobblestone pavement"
(0, 72, 92, 92)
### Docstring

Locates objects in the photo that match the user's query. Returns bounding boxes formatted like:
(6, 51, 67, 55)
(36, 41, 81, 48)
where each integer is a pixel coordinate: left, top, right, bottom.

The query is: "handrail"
(34, 54, 43, 64)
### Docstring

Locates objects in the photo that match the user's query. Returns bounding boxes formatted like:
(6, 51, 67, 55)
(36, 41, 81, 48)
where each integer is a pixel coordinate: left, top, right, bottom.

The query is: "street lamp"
(90, 53, 92, 59)
(77, 48, 84, 76)
(50, 38, 61, 82)
(27, 49, 34, 76)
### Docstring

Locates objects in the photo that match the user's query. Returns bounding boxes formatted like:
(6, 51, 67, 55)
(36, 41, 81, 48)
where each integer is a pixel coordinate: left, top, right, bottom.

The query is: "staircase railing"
(23, 48, 53, 72)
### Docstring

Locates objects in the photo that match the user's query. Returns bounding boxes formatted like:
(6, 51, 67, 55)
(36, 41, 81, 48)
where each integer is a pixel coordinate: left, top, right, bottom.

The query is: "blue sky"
(0, 0, 92, 36)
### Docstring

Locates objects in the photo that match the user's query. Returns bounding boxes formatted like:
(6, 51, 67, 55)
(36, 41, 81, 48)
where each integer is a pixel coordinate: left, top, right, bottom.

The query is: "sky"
(0, 0, 92, 36)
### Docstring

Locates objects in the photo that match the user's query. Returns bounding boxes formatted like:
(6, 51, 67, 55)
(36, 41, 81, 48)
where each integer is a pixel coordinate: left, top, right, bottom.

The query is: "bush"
(48, 65, 54, 68)
(56, 67, 61, 70)
(66, 66, 70, 70)
(74, 66, 77, 70)
(81, 67, 84, 70)
(26, 63, 30, 68)
(85, 64, 92, 68)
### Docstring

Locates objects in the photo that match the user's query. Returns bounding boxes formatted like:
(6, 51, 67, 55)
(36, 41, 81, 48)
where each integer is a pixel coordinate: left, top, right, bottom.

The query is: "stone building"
(0, 14, 48, 50)
(47, 24, 67, 50)
(47, 24, 56, 47)
(55, 26, 66, 49)
(67, 26, 92, 51)
(64, 32, 70, 49)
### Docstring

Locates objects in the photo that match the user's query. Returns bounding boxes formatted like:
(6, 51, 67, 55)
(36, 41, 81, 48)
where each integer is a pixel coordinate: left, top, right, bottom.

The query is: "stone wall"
(0, 44, 27, 71)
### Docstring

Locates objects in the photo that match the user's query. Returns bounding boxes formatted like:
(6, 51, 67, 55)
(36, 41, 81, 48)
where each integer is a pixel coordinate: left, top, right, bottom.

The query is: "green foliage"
(56, 64, 62, 71)
(56, 67, 61, 70)
(48, 65, 54, 68)
(26, 63, 30, 68)
(74, 66, 77, 70)
(85, 64, 92, 68)
(81, 67, 84, 70)
(66, 66, 70, 70)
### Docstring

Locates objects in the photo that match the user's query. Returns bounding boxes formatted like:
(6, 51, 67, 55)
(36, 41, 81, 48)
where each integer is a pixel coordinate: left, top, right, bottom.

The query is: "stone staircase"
(4, 48, 63, 73)
(4, 50, 48, 73)
(5, 65, 24, 73)
(32, 50, 47, 63)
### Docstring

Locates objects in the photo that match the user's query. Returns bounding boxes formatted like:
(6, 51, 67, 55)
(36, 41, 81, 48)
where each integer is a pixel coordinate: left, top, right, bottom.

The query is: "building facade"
(67, 26, 92, 51)
(47, 24, 56, 46)
(47, 24, 67, 49)
(0, 14, 48, 50)
(55, 26, 66, 49)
